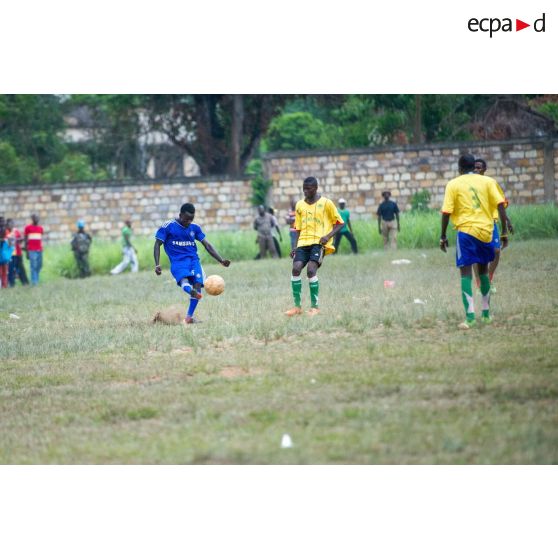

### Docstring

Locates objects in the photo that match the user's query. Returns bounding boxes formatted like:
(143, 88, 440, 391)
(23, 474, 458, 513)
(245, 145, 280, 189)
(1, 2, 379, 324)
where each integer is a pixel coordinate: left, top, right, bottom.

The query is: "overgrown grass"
(1, 239, 557, 464)
(36, 204, 558, 280)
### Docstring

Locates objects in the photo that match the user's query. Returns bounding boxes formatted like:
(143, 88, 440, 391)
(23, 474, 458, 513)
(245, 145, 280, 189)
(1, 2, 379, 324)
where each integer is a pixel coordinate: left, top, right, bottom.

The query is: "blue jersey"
(155, 220, 206, 263)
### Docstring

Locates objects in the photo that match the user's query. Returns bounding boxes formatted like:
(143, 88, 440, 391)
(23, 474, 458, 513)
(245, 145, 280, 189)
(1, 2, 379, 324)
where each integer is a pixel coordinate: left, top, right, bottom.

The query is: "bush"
(410, 189, 432, 212)
(41, 153, 108, 183)
(247, 159, 272, 207)
(266, 112, 331, 151)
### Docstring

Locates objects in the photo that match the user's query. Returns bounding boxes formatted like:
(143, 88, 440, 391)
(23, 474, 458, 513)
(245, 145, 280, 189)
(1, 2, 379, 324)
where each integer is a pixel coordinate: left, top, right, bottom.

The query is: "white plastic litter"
(413, 299, 426, 305)
(281, 434, 293, 449)
(391, 259, 411, 265)
(9, 314, 20, 320)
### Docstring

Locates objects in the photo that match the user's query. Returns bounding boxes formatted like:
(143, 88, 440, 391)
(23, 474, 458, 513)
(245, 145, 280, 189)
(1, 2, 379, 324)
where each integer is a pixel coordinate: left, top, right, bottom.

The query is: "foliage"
(0, 141, 37, 184)
(247, 159, 273, 207)
(40, 153, 109, 183)
(143, 94, 290, 175)
(410, 189, 432, 212)
(266, 112, 332, 151)
(535, 102, 558, 125)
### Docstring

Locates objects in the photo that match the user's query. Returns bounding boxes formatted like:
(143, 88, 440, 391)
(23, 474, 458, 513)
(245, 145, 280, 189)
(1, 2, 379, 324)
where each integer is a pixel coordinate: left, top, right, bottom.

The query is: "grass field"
(1, 238, 557, 464)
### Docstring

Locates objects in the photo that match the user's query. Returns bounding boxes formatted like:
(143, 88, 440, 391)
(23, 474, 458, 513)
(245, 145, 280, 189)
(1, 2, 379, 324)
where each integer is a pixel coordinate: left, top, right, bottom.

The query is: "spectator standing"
(0, 219, 13, 288)
(71, 220, 93, 278)
(377, 191, 400, 249)
(111, 219, 139, 274)
(268, 207, 283, 258)
(6, 219, 28, 286)
(286, 199, 297, 251)
(254, 205, 278, 259)
(333, 198, 358, 254)
(24, 214, 44, 286)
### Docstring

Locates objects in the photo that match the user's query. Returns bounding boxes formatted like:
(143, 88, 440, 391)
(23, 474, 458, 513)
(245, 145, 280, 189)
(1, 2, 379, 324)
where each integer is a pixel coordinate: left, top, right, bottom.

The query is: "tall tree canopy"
(144, 94, 290, 175)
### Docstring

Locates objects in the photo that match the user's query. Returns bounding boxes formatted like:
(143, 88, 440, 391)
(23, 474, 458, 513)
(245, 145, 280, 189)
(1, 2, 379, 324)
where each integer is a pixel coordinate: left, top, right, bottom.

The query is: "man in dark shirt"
(376, 191, 400, 250)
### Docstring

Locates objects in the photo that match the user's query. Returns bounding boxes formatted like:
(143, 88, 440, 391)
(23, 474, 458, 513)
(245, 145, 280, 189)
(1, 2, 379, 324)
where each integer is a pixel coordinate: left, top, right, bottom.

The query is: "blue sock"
(187, 296, 199, 318)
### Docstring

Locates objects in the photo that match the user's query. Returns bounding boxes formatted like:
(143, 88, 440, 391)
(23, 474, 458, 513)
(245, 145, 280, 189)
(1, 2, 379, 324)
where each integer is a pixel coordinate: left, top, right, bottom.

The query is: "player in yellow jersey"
(440, 154, 510, 329)
(284, 177, 344, 316)
(473, 158, 514, 291)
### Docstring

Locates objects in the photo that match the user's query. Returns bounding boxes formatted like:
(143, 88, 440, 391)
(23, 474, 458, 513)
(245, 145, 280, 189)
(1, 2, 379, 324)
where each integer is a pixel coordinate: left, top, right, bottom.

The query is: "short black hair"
(458, 153, 476, 172)
(180, 203, 195, 215)
(474, 158, 487, 170)
(303, 176, 318, 187)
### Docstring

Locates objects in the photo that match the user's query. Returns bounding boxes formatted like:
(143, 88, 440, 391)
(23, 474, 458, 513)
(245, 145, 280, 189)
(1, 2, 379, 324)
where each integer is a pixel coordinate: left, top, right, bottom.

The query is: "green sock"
(291, 276, 302, 307)
(479, 274, 491, 318)
(309, 277, 319, 308)
(461, 276, 475, 322)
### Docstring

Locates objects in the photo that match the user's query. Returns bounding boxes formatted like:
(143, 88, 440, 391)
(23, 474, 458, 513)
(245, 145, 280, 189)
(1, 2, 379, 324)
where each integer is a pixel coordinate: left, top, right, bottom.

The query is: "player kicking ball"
(285, 176, 344, 317)
(154, 203, 231, 324)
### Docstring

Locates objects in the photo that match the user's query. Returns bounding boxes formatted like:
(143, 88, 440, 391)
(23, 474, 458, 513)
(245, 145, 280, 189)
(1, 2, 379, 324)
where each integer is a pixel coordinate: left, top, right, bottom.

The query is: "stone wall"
(0, 177, 253, 243)
(263, 136, 558, 217)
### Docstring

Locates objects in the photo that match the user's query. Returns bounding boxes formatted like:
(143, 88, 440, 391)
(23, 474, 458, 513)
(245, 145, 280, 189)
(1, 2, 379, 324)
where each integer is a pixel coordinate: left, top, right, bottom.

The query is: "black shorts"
(294, 244, 325, 267)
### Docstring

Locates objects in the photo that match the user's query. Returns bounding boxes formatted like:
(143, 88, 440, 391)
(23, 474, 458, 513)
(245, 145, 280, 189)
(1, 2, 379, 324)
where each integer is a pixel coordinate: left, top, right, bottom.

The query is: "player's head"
(382, 191, 391, 200)
(6, 218, 13, 229)
(257, 205, 266, 216)
(31, 213, 40, 225)
(76, 220, 85, 230)
(125, 218, 132, 227)
(458, 153, 476, 174)
(474, 158, 487, 175)
(338, 198, 346, 209)
(302, 176, 319, 200)
(267, 207, 275, 216)
(179, 203, 196, 226)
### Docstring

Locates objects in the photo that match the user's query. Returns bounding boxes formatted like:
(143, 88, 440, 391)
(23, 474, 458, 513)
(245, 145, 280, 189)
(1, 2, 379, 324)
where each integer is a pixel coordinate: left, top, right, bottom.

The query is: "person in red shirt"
(0, 217, 10, 288)
(6, 218, 29, 286)
(24, 214, 44, 286)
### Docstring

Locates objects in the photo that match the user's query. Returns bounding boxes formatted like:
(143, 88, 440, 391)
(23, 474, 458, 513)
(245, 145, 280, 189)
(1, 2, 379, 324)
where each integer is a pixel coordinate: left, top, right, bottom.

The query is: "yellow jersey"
(294, 197, 343, 254)
(441, 173, 505, 243)
(488, 177, 508, 220)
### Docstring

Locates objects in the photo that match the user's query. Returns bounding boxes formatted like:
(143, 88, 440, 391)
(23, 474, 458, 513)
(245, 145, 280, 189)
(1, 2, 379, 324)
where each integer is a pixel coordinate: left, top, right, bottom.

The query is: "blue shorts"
(491, 223, 501, 250)
(456, 231, 495, 268)
(170, 257, 205, 286)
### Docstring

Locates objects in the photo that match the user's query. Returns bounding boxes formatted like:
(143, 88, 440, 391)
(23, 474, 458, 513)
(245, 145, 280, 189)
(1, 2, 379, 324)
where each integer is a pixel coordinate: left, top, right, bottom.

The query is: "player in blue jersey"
(154, 203, 231, 324)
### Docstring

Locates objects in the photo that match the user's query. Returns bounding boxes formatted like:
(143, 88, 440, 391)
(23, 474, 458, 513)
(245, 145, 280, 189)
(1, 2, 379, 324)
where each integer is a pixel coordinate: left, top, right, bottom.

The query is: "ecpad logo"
(468, 13, 546, 37)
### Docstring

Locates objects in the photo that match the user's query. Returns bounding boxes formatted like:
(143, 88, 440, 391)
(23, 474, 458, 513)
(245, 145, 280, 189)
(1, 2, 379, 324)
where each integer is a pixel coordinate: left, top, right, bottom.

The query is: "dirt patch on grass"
(219, 366, 263, 379)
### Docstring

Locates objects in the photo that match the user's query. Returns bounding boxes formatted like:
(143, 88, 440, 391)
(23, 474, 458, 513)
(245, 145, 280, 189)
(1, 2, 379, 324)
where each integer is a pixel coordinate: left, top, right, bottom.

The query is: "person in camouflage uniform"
(71, 220, 92, 278)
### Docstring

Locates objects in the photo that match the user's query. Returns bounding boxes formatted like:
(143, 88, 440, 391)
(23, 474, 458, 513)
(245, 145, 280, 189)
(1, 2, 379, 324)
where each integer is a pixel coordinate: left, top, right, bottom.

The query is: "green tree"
(266, 112, 332, 151)
(144, 95, 290, 175)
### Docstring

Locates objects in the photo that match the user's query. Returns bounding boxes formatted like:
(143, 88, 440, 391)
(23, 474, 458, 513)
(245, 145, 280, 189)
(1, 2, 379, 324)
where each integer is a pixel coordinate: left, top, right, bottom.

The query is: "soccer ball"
(204, 275, 225, 296)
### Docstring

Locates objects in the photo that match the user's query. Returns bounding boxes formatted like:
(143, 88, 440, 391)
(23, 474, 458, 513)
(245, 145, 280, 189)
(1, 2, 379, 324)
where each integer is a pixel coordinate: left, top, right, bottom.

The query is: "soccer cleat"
(191, 290, 203, 300)
(284, 307, 303, 317)
(307, 308, 320, 316)
(481, 316, 493, 325)
(183, 316, 202, 325)
(458, 319, 476, 330)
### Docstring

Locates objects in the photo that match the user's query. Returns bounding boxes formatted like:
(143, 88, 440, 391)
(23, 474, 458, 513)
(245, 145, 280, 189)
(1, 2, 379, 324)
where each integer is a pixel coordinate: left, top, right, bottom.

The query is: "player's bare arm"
(153, 239, 163, 274)
(440, 213, 450, 252)
(497, 203, 509, 249)
(290, 230, 301, 258)
(319, 222, 344, 246)
(201, 238, 231, 267)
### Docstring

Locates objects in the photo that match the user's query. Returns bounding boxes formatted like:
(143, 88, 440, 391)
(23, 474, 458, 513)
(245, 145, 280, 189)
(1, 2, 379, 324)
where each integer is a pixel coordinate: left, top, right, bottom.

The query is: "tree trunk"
(228, 95, 244, 176)
(413, 95, 424, 144)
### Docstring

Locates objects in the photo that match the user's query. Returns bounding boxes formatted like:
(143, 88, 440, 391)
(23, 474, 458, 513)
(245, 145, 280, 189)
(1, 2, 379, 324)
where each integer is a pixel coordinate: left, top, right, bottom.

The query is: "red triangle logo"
(516, 19, 530, 31)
